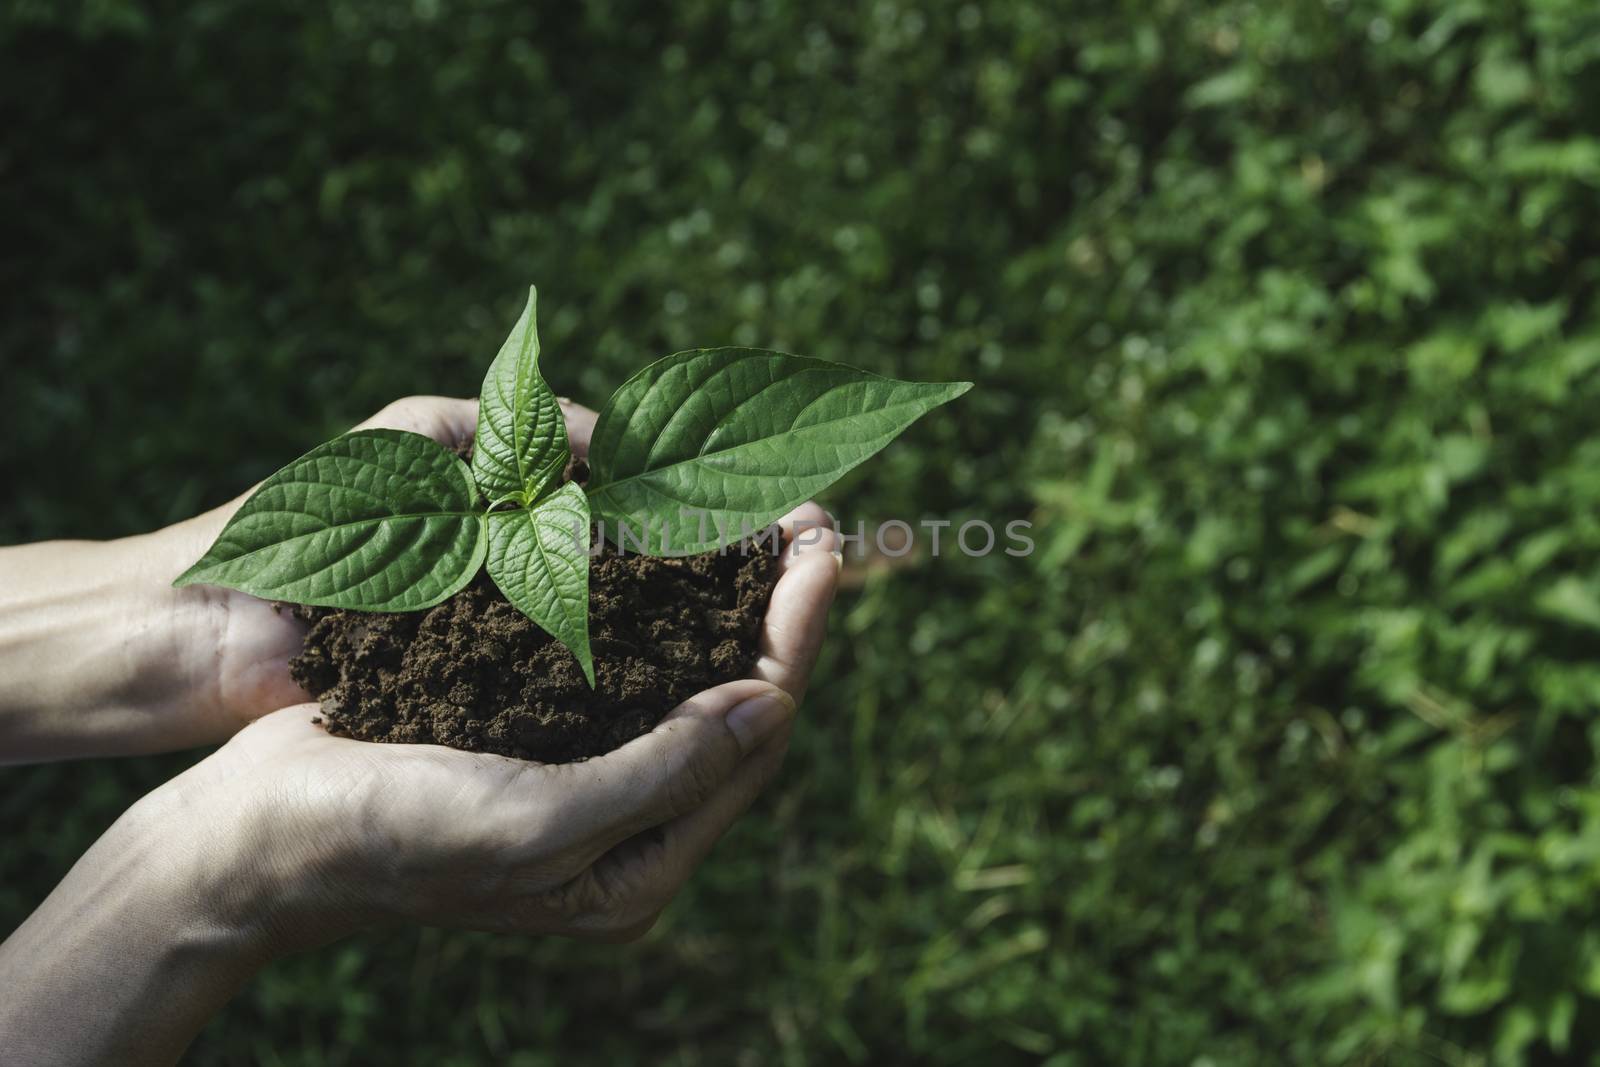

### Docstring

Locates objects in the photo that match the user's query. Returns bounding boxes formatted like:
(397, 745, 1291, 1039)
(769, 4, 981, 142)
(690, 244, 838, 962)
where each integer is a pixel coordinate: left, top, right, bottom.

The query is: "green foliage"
(7, 0, 1600, 1064)
(174, 429, 486, 611)
(473, 287, 569, 507)
(486, 483, 595, 687)
(587, 349, 970, 553)
(174, 290, 962, 679)
(174, 289, 597, 673)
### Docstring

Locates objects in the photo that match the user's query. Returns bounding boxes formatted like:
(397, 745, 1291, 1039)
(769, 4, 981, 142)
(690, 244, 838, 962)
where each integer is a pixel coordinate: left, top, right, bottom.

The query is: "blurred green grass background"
(5, 1, 1600, 1063)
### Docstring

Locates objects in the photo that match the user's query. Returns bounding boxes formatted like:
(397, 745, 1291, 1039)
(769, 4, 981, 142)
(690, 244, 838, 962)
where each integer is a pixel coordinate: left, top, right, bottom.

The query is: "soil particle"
(288, 546, 779, 762)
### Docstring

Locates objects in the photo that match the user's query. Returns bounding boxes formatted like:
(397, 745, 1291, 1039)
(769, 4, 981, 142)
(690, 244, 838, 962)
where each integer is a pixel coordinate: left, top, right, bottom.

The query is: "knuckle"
(626, 836, 680, 906)
(661, 743, 726, 818)
(375, 397, 411, 420)
(547, 869, 618, 922)
(370, 396, 438, 436)
(518, 832, 682, 940)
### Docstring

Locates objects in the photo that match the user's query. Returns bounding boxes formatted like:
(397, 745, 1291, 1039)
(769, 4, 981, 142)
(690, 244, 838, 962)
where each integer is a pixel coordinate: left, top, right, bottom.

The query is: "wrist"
(0, 511, 304, 763)
(112, 781, 287, 964)
(0, 780, 280, 1065)
(143, 748, 374, 955)
(0, 533, 199, 761)
(151, 510, 312, 740)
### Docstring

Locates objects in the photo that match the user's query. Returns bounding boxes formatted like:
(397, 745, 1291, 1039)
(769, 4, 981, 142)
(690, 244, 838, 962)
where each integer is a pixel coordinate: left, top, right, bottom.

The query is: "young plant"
(176, 287, 971, 684)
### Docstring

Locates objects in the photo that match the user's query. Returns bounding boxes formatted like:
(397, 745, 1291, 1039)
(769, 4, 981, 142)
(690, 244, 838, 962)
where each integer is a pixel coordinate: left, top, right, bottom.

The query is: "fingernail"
(726, 691, 796, 754)
(831, 545, 844, 568)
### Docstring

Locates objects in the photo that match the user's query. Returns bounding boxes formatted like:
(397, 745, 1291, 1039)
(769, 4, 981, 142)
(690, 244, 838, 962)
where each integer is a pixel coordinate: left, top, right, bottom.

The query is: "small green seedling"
(176, 287, 971, 684)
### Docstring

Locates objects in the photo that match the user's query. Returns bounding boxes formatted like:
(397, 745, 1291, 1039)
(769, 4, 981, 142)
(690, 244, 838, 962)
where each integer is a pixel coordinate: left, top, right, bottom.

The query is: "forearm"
(2, 398, 488, 763)
(0, 789, 277, 1066)
(0, 524, 221, 762)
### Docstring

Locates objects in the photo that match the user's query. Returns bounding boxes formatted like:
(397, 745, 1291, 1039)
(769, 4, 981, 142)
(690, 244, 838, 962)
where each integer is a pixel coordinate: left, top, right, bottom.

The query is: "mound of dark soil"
(288, 546, 779, 762)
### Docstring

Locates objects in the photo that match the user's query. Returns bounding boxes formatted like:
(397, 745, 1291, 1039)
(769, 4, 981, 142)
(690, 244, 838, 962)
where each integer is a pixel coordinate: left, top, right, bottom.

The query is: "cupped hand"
(149, 502, 838, 947)
(155, 395, 599, 747)
(0, 507, 835, 1064)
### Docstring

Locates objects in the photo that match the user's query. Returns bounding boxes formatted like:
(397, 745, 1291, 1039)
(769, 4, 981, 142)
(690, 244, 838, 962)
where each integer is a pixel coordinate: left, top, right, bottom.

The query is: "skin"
(0, 396, 841, 1066)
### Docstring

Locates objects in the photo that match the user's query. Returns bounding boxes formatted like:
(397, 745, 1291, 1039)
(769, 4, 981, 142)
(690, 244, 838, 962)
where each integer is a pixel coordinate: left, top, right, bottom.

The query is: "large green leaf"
(586, 348, 971, 553)
(175, 429, 486, 611)
(472, 286, 570, 505)
(485, 481, 595, 685)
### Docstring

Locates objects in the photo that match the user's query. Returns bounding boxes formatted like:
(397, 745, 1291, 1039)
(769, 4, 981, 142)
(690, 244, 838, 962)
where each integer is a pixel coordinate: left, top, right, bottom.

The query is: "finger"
(540, 680, 796, 857)
(666, 725, 792, 866)
(558, 398, 598, 457)
(353, 395, 478, 447)
(514, 727, 793, 942)
(750, 504, 841, 703)
(592, 716, 794, 921)
(182, 397, 483, 537)
(356, 394, 597, 461)
(774, 501, 838, 556)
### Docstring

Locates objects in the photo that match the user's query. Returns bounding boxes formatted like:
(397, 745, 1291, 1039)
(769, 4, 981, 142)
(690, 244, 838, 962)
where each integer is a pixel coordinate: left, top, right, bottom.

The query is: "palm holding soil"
(167, 394, 833, 728)
(0, 393, 838, 1066)
(1, 287, 968, 1065)
(174, 394, 842, 943)
(162, 395, 577, 737)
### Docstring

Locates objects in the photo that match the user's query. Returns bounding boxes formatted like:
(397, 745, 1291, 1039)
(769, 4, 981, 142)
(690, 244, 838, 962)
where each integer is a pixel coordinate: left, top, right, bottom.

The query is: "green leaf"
(485, 481, 595, 685)
(174, 429, 486, 611)
(586, 348, 971, 554)
(472, 286, 570, 505)
(1535, 576, 1600, 632)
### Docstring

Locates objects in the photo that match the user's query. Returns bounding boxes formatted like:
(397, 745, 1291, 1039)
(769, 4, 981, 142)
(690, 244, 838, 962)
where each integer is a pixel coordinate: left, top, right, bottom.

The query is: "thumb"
(178, 397, 481, 543)
(353, 395, 478, 447)
(555, 680, 797, 849)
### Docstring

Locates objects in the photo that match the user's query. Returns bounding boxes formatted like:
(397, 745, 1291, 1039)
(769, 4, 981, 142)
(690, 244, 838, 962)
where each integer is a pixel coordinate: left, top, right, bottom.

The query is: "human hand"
(157, 396, 553, 743)
(1, 396, 838, 1062)
(0, 395, 593, 761)
(0, 507, 835, 1062)
(143, 500, 838, 946)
